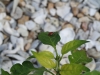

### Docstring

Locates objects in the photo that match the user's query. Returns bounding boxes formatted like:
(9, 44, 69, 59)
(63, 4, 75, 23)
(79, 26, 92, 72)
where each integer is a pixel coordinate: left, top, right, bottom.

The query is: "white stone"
(79, 17, 90, 22)
(8, 43, 13, 50)
(0, 13, 6, 20)
(17, 27, 28, 37)
(41, 0, 48, 6)
(11, 0, 20, 14)
(50, 8, 56, 16)
(33, 0, 41, 3)
(12, 60, 23, 64)
(25, 4, 35, 13)
(57, 4, 71, 18)
(44, 23, 57, 32)
(61, 0, 68, 2)
(60, 58, 68, 65)
(32, 9, 48, 24)
(6, 54, 25, 61)
(75, 29, 89, 40)
(50, 17, 59, 27)
(87, 0, 100, 8)
(64, 13, 73, 22)
(17, 37, 24, 51)
(31, 1, 40, 11)
(85, 39, 96, 50)
(70, 17, 81, 29)
(11, 7, 23, 19)
(1, 57, 12, 73)
(4, 21, 19, 36)
(25, 20, 36, 30)
(59, 27, 75, 44)
(9, 18, 17, 28)
(85, 59, 96, 71)
(0, 32, 4, 40)
(49, 0, 60, 3)
(0, 32, 3, 47)
(30, 40, 40, 49)
(93, 21, 100, 32)
(89, 31, 100, 41)
(0, 38, 2, 45)
(89, 8, 97, 16)
(95, 41, 100, 52)
(0, 22, 3, 31)
(87, 48, 100, 59)
(10, 35, 18, 45)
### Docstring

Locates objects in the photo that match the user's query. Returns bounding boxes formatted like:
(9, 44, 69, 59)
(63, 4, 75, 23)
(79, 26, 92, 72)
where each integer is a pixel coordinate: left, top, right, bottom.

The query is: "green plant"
(1, 32, 100, 75)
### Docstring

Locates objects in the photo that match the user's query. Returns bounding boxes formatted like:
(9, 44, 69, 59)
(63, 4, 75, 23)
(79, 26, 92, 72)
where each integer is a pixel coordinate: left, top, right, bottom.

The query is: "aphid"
(48, 32, 53, 36)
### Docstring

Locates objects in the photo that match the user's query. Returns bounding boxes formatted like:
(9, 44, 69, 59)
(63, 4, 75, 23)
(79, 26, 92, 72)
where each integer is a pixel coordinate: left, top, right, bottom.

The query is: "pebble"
(79, 17, 90, 22)
(48, 2, 54, 11)
(10, 35, 18, 45)
(95, 12, 100, 20)
(81, 22, 89, 31)
(44, 23, 57, 32)
(0, 1, 5, 12)
(9, 18, 17, 28)
(89, 8, 97, 16)
(32, 9, 48, 24)
(87, 48, 100, 59)
(89, 31, 100, 41)
(11, 7, 23, 19)
(57, 4, 71, 19)
(72, 7, 79, 16)
(75, 29, 89, 40)
(49, 8, 56, 16)
(25, 20, 36, 30)
(81, 6, 89, 15)
(93, 21, 100, 32)
(95, 41, 100, 52)
(17, 27, 29, 37)
(77, 13, 84, 18)
(70, 1, 79, 8)
(64, 13, 73, 22)
(50, 17, 59, 27)
(25, 43, 31, 51)
(1, 57, 13, 73)
(30, 40, 40, 49)
(0, 13, 6, 20)
(27, 31, 35, 39)
(59, 27, 75, 44)
(85, 59, 96, 71)
(18, 15, 29, 24)
(0, 22, 3, 31)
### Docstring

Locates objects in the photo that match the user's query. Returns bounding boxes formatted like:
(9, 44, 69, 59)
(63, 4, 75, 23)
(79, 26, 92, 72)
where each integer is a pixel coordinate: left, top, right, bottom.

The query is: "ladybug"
(48, 32, 53, 36)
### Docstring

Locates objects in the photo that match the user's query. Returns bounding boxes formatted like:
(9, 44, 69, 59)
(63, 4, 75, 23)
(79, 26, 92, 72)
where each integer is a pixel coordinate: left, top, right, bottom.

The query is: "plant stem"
(54, 46, 58, 58)
(53, 46, 60, 75)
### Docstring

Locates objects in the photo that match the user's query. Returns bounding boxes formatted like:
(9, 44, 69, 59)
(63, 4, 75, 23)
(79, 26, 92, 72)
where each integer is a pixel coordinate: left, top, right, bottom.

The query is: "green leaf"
(60, 63, 90, 75)
(61, 40, 88, 55)
(10, 61, 35, 75)
(10, 64, 23, 75)
(83, 70, 100, 75)
(38, 32, 60, 47)
(22, 61, 34, 70)
(38, 51, 54, 59)
(1, 69, 10, 75)
(33, 67, 46, 75)
(68, 50, 92, 64)
(32, 51, 56, 69)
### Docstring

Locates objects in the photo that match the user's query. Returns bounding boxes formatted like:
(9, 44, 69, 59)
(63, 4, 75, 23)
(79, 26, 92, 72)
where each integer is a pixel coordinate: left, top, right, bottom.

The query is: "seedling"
(1, 32, 100, 75)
